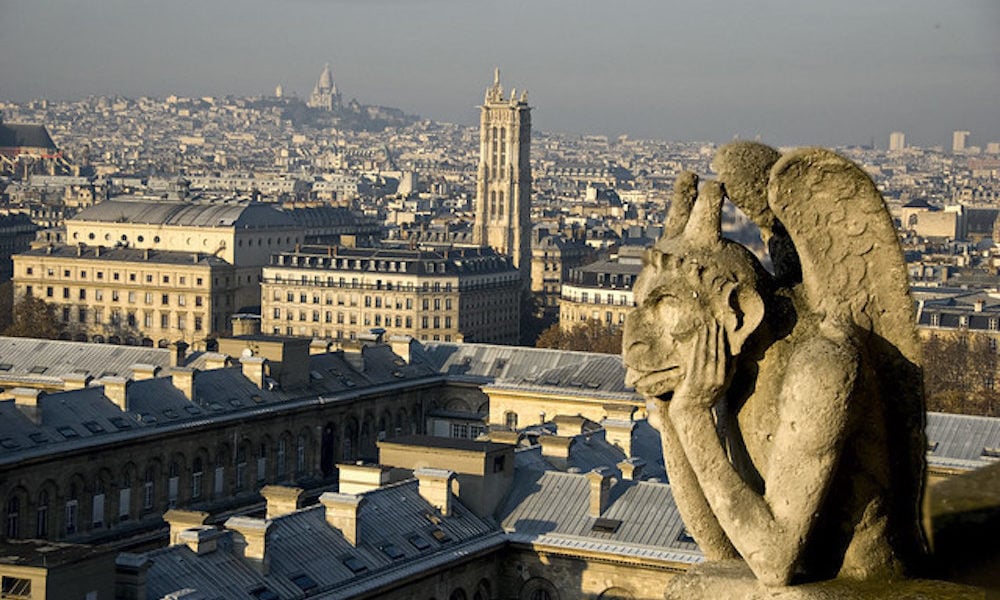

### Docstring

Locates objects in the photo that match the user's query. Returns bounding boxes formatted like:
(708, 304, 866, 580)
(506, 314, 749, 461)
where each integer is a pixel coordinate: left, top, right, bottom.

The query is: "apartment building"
(558, 249, 641, 331)
(260, 245, 521, 343)
(14, 245, 240, 345)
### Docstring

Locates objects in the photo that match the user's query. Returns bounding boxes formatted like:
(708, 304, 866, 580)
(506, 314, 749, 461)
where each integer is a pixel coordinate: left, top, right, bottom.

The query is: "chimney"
(485, 430, 520, 445)
(975, 299, 985, 312)
(102, 376, 132, 412)
(115, 554, 151, 600)
(12, 388, 43, 424)
(338, 463, 390, 495)
(539, 435, 575, 470)
(388, 335, 414, 364)
(170, 367, 197, 402)
(260, 485, 303, 519)
(586, 467, 612, 517)
(415, 467, 455, 517)
(553, 415, 589, 436)
(603, 419, 637, 457)
(163, 509, 210, 545)
(226, 516, 272, 574)
(310, 339, 331, 355)
(95, 246, 102, 257)
(241, 356, 268, 389)
(618, 457, 646, 481)
(202, 352, 231, 371)
(231, 314, 261, 336)
(61, 373, 93, 390)
(130, 364, 160, 381)
(319, 492, 365, 546)
(176, 526, 221, 555)
(170, 341, 189, 367)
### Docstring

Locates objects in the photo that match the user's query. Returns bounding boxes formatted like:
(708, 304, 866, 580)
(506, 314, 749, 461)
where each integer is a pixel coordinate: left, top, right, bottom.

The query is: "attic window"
(430, 528, 452, 543)
(0, 364, 12, 371)
(407, 534, 431, 551)
(342, 555, 368, 574)
(982, 447, 1000, 459)
(56, 426, 79, 439)
(137, 413, 157, 424)
(0, 438, 19, 450)
(228, 398, 242, 408)
(99, 371, 117, 378)
(380, 543, 405, 560)
(184, 406, 202, 416)
(28, 366, 47, 375)
(28, 432, 48, 444)
(677, 528, 696, 544)
(927, 441, 939, 453)
(162, 409, 179, 419)
(249, 587, 278, 600)
(423, 512, 442, 525)
(592, 517, 622, 534)
(82, 421, 105, 434)
(251, 395, 263, 404)
(109, 417, 132, 430)
(290, 574, 317, 592)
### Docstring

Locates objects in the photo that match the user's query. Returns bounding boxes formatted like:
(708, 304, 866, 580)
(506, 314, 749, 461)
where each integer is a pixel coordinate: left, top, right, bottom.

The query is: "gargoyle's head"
(622, 177, 769, 400)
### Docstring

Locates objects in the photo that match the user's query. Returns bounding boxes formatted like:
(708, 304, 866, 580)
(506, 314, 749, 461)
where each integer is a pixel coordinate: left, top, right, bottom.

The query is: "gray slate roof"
(0, 336, 171, 387)
(0, 123, 56, 150)
(926, 411, 1000, 471)
(418, 342, 637, 398)
(498, 470, 700, 564)
(71, 199, 297, 228)
(142, 480, 502, 600)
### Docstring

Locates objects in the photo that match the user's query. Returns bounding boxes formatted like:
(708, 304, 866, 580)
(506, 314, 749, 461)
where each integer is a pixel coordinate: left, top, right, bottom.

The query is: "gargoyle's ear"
(722, 284, 764, 355)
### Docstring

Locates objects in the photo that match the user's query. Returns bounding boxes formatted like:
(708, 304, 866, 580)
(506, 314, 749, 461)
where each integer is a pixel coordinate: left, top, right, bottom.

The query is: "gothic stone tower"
(473, 69, 532, 284)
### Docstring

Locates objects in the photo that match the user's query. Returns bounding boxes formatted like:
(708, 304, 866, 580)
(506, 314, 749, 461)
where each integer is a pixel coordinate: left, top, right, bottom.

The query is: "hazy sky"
(1, 0, 997, 147)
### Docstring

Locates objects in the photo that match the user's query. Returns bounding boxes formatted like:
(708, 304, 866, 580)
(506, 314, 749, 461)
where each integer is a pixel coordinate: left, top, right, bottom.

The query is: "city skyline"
(1, 0, 998, 148)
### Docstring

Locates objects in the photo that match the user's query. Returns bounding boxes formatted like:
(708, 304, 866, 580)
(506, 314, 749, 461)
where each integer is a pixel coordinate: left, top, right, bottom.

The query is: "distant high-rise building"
(275, 84, 284, 99)
(953, 130, 970, 153)
(889, 131, 906, 151)
(473, 69, 532, 283)
(307, 63, 341, 111)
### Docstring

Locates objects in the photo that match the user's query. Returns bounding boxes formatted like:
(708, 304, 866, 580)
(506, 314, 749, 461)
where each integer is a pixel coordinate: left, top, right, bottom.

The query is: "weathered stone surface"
(664, 560, 985, 600)
(623, 143, 927, 587)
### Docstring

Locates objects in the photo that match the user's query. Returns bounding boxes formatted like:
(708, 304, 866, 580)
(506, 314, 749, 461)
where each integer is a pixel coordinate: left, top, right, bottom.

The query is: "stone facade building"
(558, 248, 641, 331)
(260, 245, 521, 344)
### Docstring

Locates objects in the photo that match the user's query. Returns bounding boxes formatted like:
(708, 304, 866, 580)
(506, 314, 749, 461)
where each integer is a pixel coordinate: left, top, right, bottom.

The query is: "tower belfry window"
(500, 127, 507, 168)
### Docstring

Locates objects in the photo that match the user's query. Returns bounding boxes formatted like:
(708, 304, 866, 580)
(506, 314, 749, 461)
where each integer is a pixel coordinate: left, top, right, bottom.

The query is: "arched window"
(143, 469, 155, 511)
(192, 458, 204, 499)
(257, 442, 267, 482)
(6, 497, 19, 539)
(276, 439, 287, 480)
(236, 446, 248, 491)
(168, 462, 180, 508)
(35, 491, 48, 538)
(505, 411, 518, 431)
(296, 434, 307, 475)
(450, 590, 467, 600)
(65, 484, 79, 535)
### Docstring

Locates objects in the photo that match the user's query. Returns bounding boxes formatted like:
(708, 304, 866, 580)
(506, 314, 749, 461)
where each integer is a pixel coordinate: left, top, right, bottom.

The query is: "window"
(296, 435, 306, 474)
(505, 411, 518, 430)
(276, 440, 286, 479)
(257, 443, 267, 481)
(161, 294, 169, 305)
(65, 499, 78, 534)
(143, 470, 154, 510)
(36, 492, 48, 537)
(192, 458, 204, 499)
(119, 482, 131, 521)
(92, 491, 105, 528)
(6, 497, 19, 538)
(236, 447, 247, 491)
(1, 577, 31, 600)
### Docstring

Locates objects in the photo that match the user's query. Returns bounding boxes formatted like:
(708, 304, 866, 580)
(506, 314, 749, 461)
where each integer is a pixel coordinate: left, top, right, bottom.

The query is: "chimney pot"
(241, 356, 268, 389)
(618, 457, 646, 481)
(130, 363, 160, 381)
(61, 373, 93, 390)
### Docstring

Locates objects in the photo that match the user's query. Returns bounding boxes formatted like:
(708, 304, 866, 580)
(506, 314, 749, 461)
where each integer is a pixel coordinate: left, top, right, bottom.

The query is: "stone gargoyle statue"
(623, 143, 927, 587)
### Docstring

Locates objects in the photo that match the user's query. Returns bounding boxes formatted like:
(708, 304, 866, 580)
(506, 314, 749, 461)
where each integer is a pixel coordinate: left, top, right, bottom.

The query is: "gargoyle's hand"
(671, 318, 727, 413)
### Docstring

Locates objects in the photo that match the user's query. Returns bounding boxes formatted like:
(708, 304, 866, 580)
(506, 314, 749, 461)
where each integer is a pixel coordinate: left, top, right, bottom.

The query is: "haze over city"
(2, 0, 998, 148)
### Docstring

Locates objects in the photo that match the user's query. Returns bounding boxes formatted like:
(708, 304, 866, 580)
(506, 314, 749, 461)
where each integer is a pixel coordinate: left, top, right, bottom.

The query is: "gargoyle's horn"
(664, 171, 698, 239)
(683, 180, 724, 245)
